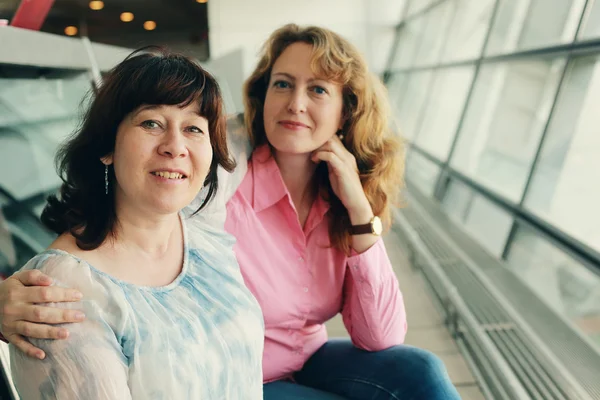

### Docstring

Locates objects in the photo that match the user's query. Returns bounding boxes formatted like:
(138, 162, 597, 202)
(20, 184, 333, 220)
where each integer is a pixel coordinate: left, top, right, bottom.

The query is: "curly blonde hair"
(244, 24, 404, 254)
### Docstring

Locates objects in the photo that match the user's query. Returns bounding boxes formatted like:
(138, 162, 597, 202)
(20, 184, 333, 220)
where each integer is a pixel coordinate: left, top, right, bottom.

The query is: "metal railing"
(394, 187, 600, 399)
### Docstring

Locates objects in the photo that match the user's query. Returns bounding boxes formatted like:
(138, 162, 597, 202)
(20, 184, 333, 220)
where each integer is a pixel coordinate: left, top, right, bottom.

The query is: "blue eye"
(312, 86, 327, 95)
(273, 80, 290, 89)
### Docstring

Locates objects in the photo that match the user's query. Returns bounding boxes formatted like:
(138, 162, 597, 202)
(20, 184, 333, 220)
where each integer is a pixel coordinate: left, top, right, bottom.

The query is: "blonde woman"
(1, 25, 459, 399)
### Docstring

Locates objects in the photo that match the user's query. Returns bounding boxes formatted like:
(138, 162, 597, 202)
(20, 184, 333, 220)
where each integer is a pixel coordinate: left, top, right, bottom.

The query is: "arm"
(341, 239, 407, 351)
(11, 328, 131, 400)
(0, 271, 85, 359)
(311, 136, 407, 349)
(9, 254, 132, 400)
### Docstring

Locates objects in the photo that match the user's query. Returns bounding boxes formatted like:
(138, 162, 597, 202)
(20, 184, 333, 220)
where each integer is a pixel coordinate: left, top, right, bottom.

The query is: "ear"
(100, 155, 113, 165)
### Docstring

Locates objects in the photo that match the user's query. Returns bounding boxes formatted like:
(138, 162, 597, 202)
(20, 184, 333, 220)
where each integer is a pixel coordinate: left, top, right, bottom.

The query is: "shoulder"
(21, 250, 87, 281)
(184, 215, 237, 255)
(23, 251, 131, 343)
(21, 250, 124, 311)
(21, 250, 101, 293)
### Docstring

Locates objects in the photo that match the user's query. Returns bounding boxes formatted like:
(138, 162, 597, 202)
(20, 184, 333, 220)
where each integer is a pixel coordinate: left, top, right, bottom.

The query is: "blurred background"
(1, 0, 600, 399)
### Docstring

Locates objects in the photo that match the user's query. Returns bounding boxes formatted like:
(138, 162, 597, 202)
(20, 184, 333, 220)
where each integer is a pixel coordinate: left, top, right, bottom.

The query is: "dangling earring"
(104, 165, 109, 195)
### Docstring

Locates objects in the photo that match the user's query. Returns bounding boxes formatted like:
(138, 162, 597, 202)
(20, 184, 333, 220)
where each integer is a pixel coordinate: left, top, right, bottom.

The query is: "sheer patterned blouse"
(9, 213, 264, 400)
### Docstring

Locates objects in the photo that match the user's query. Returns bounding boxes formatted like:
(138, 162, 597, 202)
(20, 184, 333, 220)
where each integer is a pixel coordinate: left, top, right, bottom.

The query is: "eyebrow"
(271, 72, 329, 84)
(131, 104, 162, 119)
(132, 104, 203, 118)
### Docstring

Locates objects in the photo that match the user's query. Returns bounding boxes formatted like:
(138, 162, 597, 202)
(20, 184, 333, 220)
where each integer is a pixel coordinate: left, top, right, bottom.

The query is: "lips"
(279, 120, 310, 129)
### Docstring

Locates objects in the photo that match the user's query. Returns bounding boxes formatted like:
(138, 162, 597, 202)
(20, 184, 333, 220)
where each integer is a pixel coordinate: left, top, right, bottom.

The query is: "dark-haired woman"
(7, 47, 264, 399)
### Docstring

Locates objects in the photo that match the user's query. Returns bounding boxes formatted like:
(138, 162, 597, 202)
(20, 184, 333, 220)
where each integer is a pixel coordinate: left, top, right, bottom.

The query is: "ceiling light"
(196, 0, 207, 3)
(89, 1, 104, 10)
(144, 21, 157, 31)
(64, 26, 78, 36)
(120, 12, 134, 22)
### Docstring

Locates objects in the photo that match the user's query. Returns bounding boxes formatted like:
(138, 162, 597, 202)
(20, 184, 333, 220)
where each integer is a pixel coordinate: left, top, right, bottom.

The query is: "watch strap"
(349, 222, 373, 235)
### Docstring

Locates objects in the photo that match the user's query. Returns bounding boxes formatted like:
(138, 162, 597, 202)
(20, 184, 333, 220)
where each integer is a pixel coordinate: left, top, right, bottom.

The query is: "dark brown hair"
(42, 46, 235, 250)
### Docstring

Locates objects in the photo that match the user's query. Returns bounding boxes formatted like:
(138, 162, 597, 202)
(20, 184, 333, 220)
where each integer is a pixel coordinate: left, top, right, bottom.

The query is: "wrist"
(348, 202, 374, 226)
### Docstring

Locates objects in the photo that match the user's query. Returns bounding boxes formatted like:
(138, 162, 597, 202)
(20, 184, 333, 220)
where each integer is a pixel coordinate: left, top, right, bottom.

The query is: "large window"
(579, 0, 600, 40)
(387, 0, 600, 266)
(391, 70, 434, 141)
(524, 55, 600, 254)
(414, 66, 474, 160)
(405, 151, 441, 197)
(450, 57, 564, 201)
(0, 75, 91, 201)
(442, 178, 514, 258)
(440, 0, 495, 62)
(386, 0, 600, 355)
(392, 16, 427, 69)
(0, 72, 91, 277)
(506, 224, 600, 348)
(404, 0, 438, 18)
(412, 1, 455, 67)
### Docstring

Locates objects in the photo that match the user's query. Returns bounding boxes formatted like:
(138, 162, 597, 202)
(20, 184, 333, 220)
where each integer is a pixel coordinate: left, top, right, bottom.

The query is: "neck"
(272, 150, 317, 209)
(110, 197, 181, 258)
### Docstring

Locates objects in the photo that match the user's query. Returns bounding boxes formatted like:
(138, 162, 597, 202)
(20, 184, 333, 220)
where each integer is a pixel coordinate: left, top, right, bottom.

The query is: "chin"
(268, 137, 317, 155)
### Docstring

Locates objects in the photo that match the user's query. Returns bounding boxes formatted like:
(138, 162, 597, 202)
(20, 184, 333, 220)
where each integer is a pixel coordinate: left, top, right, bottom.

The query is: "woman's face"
(104, 103, 212, 216)
(263, 42, 344, 155)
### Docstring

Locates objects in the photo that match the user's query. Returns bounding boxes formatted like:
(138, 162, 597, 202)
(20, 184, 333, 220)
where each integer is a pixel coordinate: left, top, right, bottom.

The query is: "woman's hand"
(312, 136, 380, 253)
(311, 135, 373, 220)
(0, 270, 85, 359)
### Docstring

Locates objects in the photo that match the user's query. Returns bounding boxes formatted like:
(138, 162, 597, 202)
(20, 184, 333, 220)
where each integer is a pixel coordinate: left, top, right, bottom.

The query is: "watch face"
(372, 216, 383, 235)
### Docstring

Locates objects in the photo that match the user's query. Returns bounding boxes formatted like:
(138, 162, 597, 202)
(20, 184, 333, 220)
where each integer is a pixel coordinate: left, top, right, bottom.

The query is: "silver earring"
(337, 131, 344, 141)
(104, 165, 108, 195)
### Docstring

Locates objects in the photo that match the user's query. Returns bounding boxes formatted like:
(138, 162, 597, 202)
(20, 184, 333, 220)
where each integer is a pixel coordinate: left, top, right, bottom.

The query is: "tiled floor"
(325, 234, 486, 400)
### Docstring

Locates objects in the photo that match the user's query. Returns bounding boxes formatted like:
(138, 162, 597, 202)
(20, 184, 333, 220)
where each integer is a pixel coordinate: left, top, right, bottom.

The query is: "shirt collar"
(304, 192, 330, 235)
(250, 145, 331, 225)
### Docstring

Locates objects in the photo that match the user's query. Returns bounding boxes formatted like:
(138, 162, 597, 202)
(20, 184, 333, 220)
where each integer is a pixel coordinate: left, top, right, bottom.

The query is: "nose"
(158, 128, 188, 159)
(287, 89, 307, 114)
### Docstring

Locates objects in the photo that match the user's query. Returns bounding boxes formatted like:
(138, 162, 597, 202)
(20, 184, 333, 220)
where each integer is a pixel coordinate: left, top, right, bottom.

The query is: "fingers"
(34, 286, 83, 303)
(7, 285, 83, 304)
(5, 334, 46, 360)
(316, 136, 357, 167)
(13, 320, 69, 340)
(311, 150, 346, 176)
(26, 305, 85, 324)
(13, 270, 53, 287)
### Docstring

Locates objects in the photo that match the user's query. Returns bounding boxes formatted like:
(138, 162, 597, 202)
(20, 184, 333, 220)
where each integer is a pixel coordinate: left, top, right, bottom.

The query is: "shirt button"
(303, 287, 309, 293)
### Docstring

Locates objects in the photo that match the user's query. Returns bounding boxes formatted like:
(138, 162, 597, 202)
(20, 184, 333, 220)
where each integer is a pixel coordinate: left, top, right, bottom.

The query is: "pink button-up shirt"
(225, 145, 407, 383)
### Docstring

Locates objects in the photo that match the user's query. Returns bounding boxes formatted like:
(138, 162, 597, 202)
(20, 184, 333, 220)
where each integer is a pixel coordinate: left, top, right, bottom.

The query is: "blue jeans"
(263, 338, 461, 399)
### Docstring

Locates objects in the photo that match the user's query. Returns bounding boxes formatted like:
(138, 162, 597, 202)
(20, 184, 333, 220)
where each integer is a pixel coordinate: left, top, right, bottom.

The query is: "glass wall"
(386, 0, 600, 347)
(0, 72, 92, 277)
